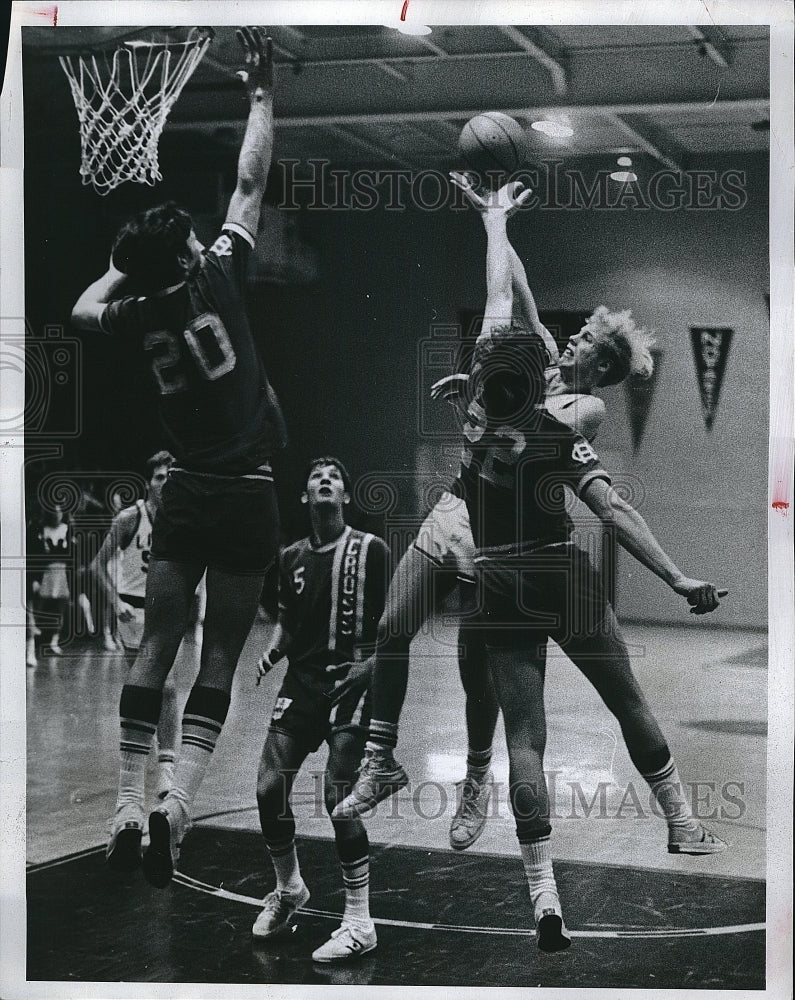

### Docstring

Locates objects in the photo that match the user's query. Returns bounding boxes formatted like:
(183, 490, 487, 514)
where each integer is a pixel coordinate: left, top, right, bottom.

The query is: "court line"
(174, 871, 766, 940)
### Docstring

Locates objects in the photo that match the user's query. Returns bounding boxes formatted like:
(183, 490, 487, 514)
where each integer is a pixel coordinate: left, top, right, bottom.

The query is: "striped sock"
(366, 719, 399, 752)
(642, 757, 699, 835)
(117, 685, 162, 810)
(466, 746, 493, 783)
(266, 835, 305, 895)
(517, 825, 559, 911)
(169, 685, 230, 813)
(341, 853, 372, 930)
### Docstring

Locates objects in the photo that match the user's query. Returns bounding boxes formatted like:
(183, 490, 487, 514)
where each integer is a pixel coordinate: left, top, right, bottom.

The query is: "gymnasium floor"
(25, 615, 767, 989)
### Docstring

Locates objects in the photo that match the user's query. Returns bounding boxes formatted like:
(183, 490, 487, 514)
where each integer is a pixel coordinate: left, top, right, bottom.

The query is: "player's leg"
(313, 728, 377, 962)
(144, 565, 265, 887)
(488, 635, 571, 953)
(253, 729, 312, 939)
(556, 602, 726, 854)
(107, 556, 203, 872)
(334, 545, 456, 817)
(450, 584, 500, 849)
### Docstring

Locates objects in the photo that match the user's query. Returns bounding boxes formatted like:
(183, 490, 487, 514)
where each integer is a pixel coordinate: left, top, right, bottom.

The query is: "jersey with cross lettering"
(278, 527, 390, 692)
(458, 398, 611, 554)
(100, 224, 287, 475)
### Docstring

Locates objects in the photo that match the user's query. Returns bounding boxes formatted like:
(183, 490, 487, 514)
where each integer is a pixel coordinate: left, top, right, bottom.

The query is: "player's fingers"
(236, 27, 254, 54)
(515, 185, 534, 207)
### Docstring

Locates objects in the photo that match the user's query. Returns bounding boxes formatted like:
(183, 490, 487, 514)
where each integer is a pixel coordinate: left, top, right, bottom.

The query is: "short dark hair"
(146, 450, 175, 480)
(112, 202, 193, 291)
(305, 456, 352, 493)
(473, 332, 547, 423)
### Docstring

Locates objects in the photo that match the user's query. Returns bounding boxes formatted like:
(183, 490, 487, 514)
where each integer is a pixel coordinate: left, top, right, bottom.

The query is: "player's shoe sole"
(536, 911, 572, 953)
(142, 808, 179, 888)
(106, 825, 143, 872)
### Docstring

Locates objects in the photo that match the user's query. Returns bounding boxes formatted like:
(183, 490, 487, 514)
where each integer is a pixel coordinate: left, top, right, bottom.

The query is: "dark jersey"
(278, 527, 390, 690)
(100, 224, 287, 475)
(458, 399, 610, 554)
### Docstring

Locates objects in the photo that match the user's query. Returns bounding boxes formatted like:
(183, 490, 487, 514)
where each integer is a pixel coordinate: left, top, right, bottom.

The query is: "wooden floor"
(20, 616, 767, 990)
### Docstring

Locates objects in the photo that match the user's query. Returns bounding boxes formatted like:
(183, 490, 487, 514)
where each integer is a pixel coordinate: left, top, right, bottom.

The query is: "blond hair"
(586, 306, 655, 385)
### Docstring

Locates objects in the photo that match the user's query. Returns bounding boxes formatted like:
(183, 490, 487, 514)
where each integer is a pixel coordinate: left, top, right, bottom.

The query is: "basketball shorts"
(413, 490, 476, 582)
(152, 470, 279, 575)
(267, 666, 371, 754)
(475, 542, 609, 649)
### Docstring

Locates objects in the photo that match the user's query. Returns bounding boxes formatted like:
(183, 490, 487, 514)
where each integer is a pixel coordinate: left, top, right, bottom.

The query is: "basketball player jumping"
(71, 27, 284, 886)
(334, 173, 657, 854)
(253, 458, 389, 962)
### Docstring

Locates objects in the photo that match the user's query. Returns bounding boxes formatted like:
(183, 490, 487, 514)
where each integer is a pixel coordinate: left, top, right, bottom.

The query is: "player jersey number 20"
(144, 312, 237, 395)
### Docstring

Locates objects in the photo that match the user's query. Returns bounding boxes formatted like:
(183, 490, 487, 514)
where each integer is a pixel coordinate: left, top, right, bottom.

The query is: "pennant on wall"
(624, 348, 662, 453)
(690, 327, 733, 430)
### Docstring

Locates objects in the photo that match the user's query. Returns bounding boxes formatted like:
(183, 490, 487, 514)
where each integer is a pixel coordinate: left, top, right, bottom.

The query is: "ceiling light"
(616, 155, 633, 167)
(609, 170, 638, 183)
(531, 120, 574, 138)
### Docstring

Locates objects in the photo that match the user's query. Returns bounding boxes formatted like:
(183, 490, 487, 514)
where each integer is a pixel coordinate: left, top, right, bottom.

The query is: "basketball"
(458, 112, 526, 176)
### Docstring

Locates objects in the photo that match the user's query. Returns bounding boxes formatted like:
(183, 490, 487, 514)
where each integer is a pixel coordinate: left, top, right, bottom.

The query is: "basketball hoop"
(59, 27, 213, 196)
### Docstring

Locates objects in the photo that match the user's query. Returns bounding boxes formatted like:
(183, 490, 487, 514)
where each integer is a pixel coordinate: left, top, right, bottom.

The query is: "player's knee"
(162, 675, 177, 699)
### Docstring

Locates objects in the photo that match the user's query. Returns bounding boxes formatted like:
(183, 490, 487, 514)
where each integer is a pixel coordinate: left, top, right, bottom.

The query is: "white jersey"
(116, 500, 153, 600)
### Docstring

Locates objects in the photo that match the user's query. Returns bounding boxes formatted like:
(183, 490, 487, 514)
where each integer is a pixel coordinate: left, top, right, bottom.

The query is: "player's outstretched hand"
(236, 26, 273, 98)
(430, 373, 470, 402)
(672, 578, 728, 615)
(325, 655, 375, 705)
(450, 172, 533, 218)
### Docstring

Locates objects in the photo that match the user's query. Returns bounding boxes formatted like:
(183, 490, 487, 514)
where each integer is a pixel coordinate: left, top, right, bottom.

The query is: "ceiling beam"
(323, 124, 413, 168)
(603, 112, 683, 171)
(497, 26, 568, 95)
(169, 99, 769, 132)
(686, 26, 733, 69)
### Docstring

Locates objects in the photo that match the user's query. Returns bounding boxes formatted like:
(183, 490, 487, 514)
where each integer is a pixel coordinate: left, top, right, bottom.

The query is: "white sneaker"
(106, 802, 144, 872)
(252, 884, 311, 939)
(534, 891, 572, 953)
(449, 770, 494, 850)
(46, 641, 63, 656)
(668, 823, 727, 854)
(26, 641, 38, 668)
(103, 633, 120, 652)
(312, 923, 377, 963)
(142, 796, 190, 888)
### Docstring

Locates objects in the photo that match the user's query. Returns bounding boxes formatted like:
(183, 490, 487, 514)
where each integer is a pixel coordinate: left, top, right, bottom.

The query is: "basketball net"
(59, 28, 213, 196)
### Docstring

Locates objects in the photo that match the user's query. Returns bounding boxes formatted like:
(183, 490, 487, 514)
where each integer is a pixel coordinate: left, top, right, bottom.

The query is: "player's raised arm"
(225, 27, 275, 240)
(580, 476, 726, 615)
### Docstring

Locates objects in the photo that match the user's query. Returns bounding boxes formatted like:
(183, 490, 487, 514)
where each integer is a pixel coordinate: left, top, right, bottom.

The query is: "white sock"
(267, 840, 304, 895)
(642, 757, 700, 834)
(341, 854, 372, 930)
(519, 833, 560, 912)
